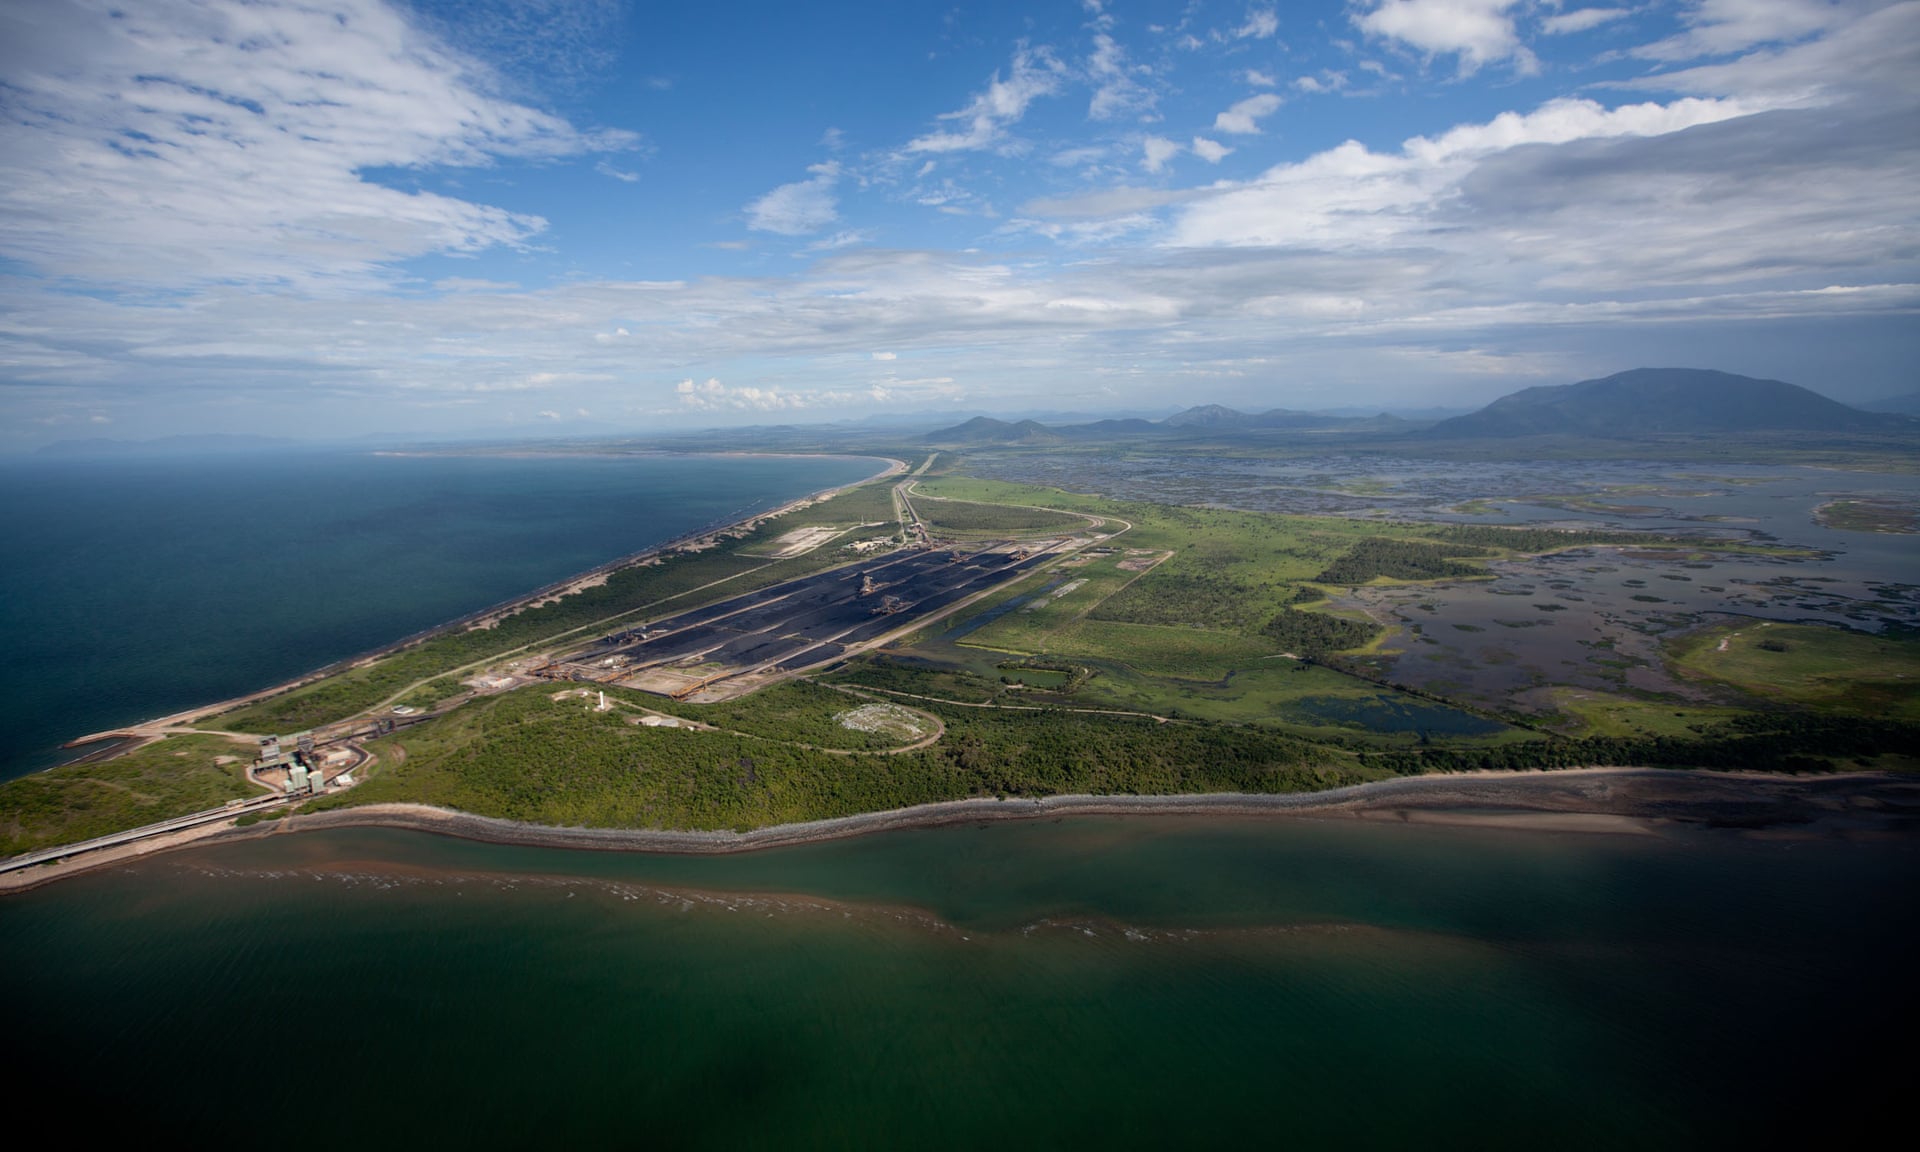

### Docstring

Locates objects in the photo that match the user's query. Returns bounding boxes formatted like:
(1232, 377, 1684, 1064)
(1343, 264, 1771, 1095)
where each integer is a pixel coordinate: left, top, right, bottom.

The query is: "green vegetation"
(616, 680, 923, 752)
(1313, 538, 1488, 584)
(314, 685, 1379, 831)
(1261, 610, 1381, 656)
(1814, 498, 1918, 534)
(1669, 622, 1920, 721)
(912, 497, 1089, 537)
(0, 734, 258, 857)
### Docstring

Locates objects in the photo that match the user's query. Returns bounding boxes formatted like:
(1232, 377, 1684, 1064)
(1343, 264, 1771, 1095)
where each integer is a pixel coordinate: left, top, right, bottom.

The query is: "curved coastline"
(267, 767, 1912, 854)
(5, 767, 1911, 893)
(59, 451, 907, 747)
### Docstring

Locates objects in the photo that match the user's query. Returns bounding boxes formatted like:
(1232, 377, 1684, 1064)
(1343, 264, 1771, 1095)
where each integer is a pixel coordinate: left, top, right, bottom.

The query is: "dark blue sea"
(0, 449, 881, 778)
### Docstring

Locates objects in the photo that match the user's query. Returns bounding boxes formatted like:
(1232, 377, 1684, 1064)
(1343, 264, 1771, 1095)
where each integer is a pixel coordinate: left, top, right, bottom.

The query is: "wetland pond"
(973, 454, 1920, 714)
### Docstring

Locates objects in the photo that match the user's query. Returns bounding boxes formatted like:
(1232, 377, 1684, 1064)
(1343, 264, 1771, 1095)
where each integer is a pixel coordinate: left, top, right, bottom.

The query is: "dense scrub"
(1313, 538, 1489, 584)
(316, 686, 1379, 830)
(1261, 610, 1382, 655)
(0, 734, 256, 856)
(1366, 713, 1919, 776)
(1088, 571, 1279, 631)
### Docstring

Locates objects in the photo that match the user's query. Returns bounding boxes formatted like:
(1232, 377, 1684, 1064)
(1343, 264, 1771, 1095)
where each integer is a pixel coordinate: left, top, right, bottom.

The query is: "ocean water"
(1, 816, 1909, 1148)
(0, 450, 881, 777)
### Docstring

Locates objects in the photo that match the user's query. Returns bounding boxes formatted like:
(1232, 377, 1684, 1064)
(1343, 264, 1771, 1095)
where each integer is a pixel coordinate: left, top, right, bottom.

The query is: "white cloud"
(0, 0, 633, 289)
(1087, 32, 1156, 121)
(746, 163, 841, 235)
(1293, 71, 1349, 93)
(1635, 0, 1849, 62)
(871, 351, 897, 360)
(1170, 95, 1767, 248)
(1355, 0, 1534, 74)
(1541, 7, 1632, 35)
(596, 161, 641, 183)
(1141, 136, 1184, 172)
(1214, 93, 1284, 134)
(1191, 137, 1233, 163)
(1233, 9, 1280, 40)
(906, 45, 1064, 153)
(1243, 69, 1278, 87)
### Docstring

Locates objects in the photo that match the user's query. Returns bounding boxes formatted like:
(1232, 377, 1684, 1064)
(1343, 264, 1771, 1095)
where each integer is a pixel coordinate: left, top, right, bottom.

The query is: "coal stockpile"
(569, 547, 1047, 678)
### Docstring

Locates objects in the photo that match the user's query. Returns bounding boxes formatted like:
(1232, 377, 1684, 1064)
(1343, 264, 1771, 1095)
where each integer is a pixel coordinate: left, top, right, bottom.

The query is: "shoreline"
(55, 451, 906, 750)
(9, 766, 1912, 893)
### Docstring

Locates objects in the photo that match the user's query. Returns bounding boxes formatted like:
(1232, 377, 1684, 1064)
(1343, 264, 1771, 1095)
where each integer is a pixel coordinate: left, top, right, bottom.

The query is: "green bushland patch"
(1314, 538, 1488, 584)
(1814, 498, 1918, 534)
(1669, 622, 1920, 720)
(1261, 610, 1380, 656)
(830, 656, 1001, 703)
(233, 806, 290, 827)
(1364, 712, 1919, 776)
(0, 734, 258, 857)
(310, 684, 1384, 831)
(913, 498, 1089, 537)
(1533, 688, 1744, 739)
(617, 680, 916, 752)
(394, 676, 464, 712)
(209, 475, 906, 734)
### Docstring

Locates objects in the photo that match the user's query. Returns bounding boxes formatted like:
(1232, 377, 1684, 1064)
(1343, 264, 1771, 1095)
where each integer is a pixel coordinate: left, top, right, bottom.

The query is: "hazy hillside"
(1426, 368, 1894, 438)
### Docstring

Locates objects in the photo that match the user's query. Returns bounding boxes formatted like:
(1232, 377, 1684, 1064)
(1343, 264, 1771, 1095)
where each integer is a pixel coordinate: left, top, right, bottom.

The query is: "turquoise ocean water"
(0, 450, 880, 777)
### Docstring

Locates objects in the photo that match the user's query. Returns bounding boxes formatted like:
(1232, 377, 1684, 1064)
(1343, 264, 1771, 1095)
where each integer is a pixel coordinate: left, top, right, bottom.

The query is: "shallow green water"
(2, 816, 1909, 1148)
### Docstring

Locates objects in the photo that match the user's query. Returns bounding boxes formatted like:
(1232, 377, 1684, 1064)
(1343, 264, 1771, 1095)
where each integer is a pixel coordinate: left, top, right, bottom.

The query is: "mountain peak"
(1427, 368, 1896, 439)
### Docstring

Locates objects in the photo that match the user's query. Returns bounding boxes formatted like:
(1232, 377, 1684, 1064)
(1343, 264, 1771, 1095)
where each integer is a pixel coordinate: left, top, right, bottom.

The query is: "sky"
(1, 0, 1915, 444)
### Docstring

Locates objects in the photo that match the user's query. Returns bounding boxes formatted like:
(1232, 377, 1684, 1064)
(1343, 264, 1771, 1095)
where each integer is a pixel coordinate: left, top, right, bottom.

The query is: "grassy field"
(1528, 686, 1747, 739)
(1669, 621, 1920, 720)
(0, 734, 259, 857)
(911, 496, 1091, 537)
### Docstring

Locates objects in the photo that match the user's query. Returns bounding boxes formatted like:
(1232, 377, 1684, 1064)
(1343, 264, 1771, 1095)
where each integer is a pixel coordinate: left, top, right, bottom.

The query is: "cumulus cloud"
(1141, 136, 1184, 172)
(0, 0, 633, 289)
(1355, 0, 1535, 74)
(1214, 93, 1284, 134)
(906, 45, 1064, 153)
(746, 163, 841, 235)
(1191, 137, 1233, 163)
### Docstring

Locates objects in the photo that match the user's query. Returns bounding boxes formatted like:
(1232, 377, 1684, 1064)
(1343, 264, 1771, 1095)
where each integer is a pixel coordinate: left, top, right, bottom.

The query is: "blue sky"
(1, 0, 1915, 443)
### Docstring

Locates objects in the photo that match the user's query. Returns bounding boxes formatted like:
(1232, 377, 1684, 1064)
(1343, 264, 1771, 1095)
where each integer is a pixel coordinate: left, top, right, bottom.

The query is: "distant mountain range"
(924, 368, 1908, 447)
(925, 407, 1409, 446)
(1425, 368, 1898, 438)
